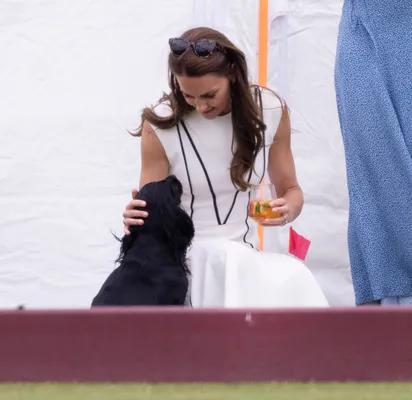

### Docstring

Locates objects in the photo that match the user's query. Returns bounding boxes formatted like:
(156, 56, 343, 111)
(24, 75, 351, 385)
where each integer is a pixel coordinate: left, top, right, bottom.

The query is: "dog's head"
(120, 175, 194, 265)
(137, 175, 184, 217)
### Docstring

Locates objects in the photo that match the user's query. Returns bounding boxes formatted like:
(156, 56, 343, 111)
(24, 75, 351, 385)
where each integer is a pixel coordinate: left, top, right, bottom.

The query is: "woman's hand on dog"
(123, 188, 149, 235)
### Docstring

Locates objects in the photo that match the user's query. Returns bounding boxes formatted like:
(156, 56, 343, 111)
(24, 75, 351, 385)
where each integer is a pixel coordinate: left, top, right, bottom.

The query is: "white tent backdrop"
(0, 0, 354, 308)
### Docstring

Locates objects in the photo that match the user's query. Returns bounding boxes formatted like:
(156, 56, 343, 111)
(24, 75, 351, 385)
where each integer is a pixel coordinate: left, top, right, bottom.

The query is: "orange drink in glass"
(248, 183, 281, 222)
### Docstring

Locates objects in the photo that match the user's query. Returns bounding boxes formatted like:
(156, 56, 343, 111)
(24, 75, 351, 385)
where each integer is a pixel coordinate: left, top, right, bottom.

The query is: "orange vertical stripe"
(257, 0, 269, 251)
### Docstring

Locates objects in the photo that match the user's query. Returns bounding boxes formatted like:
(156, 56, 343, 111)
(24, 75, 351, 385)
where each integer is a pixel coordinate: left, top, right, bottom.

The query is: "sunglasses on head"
(169, 38, 226, 58)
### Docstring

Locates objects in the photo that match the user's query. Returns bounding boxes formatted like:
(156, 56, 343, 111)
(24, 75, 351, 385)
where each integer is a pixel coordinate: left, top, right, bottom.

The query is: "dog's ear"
(160, 202, 195, 259)
(161, 176, 194, 250)
(173, 206, 195, 247)
(165, 175, 183, 204)
(112, 225, 142, 265)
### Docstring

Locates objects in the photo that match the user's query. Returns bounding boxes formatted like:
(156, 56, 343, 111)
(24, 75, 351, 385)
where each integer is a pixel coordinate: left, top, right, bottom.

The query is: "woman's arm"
(122, 121, 169, 234)
(139, 120, 170, 187)
(266, 107, 304, 224)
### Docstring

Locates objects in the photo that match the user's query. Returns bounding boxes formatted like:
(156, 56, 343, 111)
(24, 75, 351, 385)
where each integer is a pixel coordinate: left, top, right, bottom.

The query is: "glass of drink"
(248, 183, 281, 222)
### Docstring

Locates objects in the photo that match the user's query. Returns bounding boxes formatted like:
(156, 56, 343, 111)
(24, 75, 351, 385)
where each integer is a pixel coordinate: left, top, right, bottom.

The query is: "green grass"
(0, 383, 411, 400)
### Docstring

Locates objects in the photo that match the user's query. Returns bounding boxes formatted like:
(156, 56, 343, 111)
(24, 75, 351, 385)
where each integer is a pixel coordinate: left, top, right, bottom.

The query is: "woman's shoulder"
(152, 99, 174, 119)
(145, 97, 175, 135)
(255, 86, 284, 111)
(253, 86, 285, 138)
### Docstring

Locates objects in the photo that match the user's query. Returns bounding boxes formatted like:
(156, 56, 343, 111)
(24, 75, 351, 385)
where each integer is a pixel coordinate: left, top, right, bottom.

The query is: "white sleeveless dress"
(151, 88, 329, 308)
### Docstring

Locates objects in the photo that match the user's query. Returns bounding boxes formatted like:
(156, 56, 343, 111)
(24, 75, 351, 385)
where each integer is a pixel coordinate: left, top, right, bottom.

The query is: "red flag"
(289, 227, 311, 261)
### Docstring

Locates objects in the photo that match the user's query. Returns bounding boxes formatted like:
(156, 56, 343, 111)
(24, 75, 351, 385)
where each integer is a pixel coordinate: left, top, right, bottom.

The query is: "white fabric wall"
(0, 0, 353, 309)
(265, 0, 354, 306)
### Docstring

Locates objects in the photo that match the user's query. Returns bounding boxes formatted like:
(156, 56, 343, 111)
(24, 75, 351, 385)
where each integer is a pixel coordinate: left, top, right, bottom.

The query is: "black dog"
(91, 175, 194, 306)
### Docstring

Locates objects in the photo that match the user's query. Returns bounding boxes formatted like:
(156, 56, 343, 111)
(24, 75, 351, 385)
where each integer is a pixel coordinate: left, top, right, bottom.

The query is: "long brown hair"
(136, 27, 269, 191)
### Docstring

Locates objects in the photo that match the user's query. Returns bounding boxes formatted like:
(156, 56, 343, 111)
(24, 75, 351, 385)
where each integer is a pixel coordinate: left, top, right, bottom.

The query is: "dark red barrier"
(0, 307, 412, 383)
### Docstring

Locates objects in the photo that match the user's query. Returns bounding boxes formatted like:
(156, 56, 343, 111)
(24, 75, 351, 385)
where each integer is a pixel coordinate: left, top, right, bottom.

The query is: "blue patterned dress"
(335, 0, 412, 305)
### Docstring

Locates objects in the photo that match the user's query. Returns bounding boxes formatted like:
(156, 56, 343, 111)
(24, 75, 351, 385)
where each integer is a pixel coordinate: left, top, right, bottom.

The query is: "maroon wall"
(0, 307, 411, 382)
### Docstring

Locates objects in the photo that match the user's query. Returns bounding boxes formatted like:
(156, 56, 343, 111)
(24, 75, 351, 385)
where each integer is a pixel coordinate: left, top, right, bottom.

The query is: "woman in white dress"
(122, 27, 328, 308)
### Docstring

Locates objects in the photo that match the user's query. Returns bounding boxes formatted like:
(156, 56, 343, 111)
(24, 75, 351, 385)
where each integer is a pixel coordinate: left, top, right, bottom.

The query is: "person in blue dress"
(335, 0, 412, 305)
